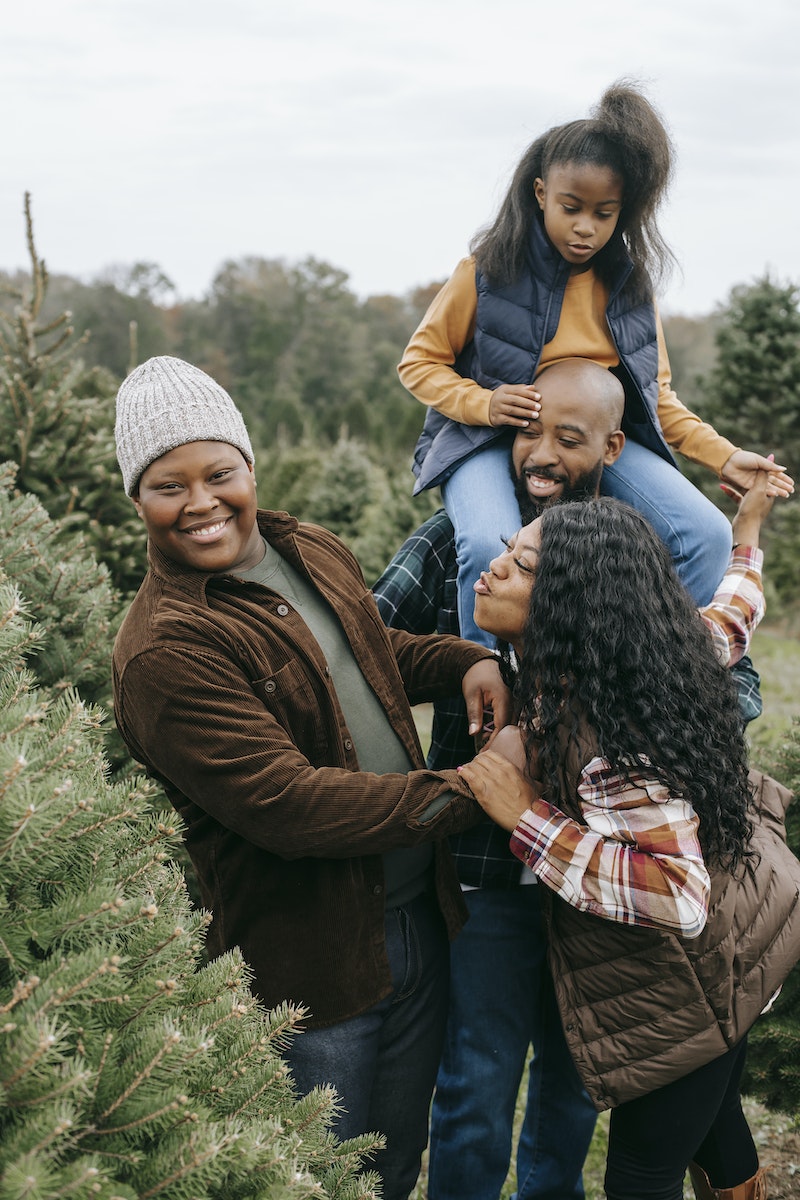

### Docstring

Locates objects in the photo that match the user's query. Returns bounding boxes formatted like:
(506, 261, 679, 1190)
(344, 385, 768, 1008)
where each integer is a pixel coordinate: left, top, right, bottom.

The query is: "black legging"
(604, 1037, 757, 1200)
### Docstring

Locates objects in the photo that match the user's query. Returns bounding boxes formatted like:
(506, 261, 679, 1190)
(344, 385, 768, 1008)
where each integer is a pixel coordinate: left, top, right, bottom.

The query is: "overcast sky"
(2, 0, 799, 316)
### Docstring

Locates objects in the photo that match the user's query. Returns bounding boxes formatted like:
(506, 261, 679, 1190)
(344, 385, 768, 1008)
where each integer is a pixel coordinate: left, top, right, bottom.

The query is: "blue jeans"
(285, 892, 449, 1200)
(600, 440, 732, 607)
(443, 439, 732, 646)
(428, 886, 597, 1200)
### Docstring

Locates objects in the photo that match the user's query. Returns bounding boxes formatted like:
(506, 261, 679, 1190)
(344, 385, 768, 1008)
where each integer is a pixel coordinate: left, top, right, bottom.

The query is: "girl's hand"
(722, 462, 776, 549)
(489, 384, 541, 428)
(458, 750, 540, 833)
(720, 449, 794, 498)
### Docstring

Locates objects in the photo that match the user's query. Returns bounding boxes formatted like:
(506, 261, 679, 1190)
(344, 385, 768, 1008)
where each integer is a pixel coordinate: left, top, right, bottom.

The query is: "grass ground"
(748, 624, 800, 761)
(409, 619, 800, 1197)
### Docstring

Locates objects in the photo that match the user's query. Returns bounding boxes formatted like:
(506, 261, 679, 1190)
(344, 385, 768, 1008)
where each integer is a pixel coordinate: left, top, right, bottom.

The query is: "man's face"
(510, 381, 623, 522)
(134, 440, 264, 574)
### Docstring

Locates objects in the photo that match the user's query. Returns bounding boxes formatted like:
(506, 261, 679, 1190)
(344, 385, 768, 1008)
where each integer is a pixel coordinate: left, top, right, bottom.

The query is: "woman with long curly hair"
(459, 483, 800, 1200)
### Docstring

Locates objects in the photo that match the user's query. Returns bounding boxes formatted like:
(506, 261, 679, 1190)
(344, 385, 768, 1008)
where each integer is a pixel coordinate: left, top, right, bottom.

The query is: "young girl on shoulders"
(401, 81, 793, 644)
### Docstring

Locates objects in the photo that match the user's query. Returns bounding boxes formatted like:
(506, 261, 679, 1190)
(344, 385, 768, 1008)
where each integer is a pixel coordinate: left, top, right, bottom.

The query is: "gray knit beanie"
(115, 356, 255, 495)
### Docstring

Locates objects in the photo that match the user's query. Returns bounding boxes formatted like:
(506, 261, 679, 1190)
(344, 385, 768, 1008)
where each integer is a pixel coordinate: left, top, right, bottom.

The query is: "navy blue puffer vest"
(412, 221, 676, 494)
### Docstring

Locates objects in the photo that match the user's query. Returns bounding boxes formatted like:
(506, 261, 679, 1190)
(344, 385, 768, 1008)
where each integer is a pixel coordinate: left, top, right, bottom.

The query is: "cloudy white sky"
(2, 0, 799, 315)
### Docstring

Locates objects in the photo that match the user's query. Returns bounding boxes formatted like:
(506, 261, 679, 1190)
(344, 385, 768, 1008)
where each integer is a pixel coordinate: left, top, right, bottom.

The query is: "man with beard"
(372, 358, 623, 1200)
(375, 357, 626, 778)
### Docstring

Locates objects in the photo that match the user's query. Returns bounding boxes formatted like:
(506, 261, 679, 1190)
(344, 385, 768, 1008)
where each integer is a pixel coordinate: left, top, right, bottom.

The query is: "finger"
(465, 693, 485, 737)
(505, 401, 541, 418)
(492, 413, 533, 428)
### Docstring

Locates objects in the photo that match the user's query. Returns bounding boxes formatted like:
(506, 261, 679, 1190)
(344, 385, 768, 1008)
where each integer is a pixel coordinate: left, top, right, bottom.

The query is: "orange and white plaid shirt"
(509, 546, 764, 938)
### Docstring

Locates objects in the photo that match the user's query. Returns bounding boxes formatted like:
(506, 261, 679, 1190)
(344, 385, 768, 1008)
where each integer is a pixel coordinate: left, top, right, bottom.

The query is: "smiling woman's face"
(133, 440, 264, 574)
(472, 518, 542, 651)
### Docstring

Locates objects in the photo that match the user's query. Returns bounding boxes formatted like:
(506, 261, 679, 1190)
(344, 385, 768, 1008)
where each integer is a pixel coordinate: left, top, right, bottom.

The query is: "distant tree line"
(2, 194, 800, 601)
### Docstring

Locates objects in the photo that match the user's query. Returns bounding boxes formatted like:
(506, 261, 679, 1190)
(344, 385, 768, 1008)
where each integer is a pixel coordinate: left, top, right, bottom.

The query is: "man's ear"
(604, 430, 626, 466)
(131, 492, 144, 519)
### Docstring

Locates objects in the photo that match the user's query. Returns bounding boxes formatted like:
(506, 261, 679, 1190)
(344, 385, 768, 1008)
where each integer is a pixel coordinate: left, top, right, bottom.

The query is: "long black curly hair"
(471, 80, 676, 303)
(499, 499, 754, 873)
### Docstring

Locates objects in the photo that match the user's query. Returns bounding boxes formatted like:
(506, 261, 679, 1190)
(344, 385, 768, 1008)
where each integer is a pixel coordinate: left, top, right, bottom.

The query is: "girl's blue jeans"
(443, 438, 732, 647)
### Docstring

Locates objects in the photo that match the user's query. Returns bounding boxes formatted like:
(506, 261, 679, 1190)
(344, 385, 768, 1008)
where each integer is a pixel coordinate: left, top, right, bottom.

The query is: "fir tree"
(0, 571, 382, 1199)
(0, 462, 116, 705)
(0, 194, 146, 598)
(693, 275, 800, 605)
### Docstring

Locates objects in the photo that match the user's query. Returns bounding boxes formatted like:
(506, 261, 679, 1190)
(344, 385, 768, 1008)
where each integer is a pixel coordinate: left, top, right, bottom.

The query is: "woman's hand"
(489, 384, 541, 428)
(458, 749, 540, 833)
(720, 449, 794, 498)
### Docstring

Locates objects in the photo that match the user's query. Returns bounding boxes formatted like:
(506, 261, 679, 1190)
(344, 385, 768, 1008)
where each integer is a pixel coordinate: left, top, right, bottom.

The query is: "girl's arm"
(698, 470, 773, 665)
(654, 311, 794, 497)
(398, 258, 540, 428)
(459, 745, 710, 938)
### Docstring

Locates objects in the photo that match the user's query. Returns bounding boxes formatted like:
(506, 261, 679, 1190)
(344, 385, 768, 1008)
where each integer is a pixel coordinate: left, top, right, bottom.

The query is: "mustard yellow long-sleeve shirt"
(399, 257, 737, 475)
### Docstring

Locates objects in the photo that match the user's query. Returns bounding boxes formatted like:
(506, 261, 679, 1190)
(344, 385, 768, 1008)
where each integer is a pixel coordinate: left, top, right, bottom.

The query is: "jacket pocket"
(251, 662, 328, 762)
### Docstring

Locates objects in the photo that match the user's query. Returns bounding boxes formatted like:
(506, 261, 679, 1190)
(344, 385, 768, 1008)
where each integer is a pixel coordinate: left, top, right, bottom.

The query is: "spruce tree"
(0, 489, 383, 1198)
(0, 194, 146, 599)
(0, 462, 115, 707)
(694, 276, 800, 605)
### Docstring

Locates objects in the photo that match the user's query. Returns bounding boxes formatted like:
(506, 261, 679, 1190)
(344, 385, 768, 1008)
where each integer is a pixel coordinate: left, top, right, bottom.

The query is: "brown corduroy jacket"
(113, 509, 488, 1027)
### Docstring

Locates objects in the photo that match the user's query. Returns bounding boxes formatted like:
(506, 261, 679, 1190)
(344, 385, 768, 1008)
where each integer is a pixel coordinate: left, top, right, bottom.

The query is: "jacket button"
(276, 604, 290, 617)
(264, 680, 277, 693)
(344, 738, 353, 751)
(373, 884, 383, 895)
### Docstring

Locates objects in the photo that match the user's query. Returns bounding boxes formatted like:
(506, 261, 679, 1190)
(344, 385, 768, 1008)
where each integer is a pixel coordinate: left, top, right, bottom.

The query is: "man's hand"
(489, 384, 541, 428)
(720, 449, 794, 498)
(461, 659, 512, 744)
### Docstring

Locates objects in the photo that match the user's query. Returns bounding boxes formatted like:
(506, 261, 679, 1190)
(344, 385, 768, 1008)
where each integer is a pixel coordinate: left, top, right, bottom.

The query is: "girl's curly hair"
(499, 499, 754, 873)
(472, 80, 677, 302)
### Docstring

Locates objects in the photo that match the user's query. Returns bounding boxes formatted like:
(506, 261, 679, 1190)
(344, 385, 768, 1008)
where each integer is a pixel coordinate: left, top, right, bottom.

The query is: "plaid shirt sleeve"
(509, 757, 711, 937)
(700, 546, 764, 666)
(373, 508, 456, 636)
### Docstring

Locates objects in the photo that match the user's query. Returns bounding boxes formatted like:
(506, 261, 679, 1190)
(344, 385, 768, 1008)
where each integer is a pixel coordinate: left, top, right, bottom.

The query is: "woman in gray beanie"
(112, 356, 511, 1200)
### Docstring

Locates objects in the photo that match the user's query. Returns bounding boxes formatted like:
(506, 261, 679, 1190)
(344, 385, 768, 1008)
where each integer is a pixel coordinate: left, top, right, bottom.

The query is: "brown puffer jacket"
(545, 768, 800, 1112)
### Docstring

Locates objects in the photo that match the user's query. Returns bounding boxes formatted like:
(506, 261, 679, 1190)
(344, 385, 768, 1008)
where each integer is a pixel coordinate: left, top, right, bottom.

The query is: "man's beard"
(512, 459, 604, 524)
